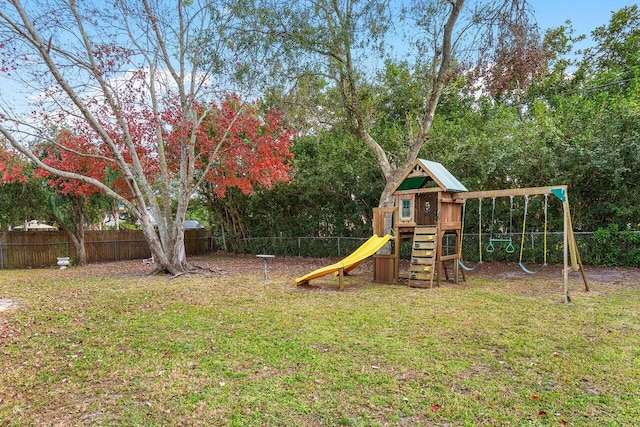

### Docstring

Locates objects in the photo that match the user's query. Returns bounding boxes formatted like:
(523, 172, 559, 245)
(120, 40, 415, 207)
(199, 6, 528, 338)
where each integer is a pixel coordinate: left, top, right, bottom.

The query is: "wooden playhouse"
(373, 159, 468, 288)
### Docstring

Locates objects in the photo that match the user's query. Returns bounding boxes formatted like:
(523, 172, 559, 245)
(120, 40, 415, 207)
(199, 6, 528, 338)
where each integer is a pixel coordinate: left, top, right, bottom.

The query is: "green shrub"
(587, 225, 622, 266)
(582, 225, 640, 267)
(620, 229, 640, 266)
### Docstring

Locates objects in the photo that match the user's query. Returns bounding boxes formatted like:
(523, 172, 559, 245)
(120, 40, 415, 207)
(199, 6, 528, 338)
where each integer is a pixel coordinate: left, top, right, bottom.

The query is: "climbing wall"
(408, 226, 438, 288)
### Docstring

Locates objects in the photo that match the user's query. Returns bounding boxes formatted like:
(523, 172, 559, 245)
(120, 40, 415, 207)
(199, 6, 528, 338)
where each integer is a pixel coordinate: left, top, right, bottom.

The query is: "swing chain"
(518, 194, 550, 274)
(505, 196, 515, 253)
(485, 196, 515, 253)
(458, 198, 483, 271)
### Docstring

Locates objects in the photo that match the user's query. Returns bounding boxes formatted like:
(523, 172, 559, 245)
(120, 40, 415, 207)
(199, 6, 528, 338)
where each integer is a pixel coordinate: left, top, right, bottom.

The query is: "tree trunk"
(138, 210, 193, 275)
(74, 202, 87, 266)
(60, 222, 87, 266)
(138, 217, 178, 275)
(172, 231, 189, 271)
(50, 196, 88, 266)
(112, 204, 121, 231)
(72, 234, 87, 266)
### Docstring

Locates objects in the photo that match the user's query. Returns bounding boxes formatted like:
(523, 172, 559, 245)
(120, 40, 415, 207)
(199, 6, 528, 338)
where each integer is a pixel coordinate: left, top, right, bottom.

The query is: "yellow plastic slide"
(294, 234, 392, 286)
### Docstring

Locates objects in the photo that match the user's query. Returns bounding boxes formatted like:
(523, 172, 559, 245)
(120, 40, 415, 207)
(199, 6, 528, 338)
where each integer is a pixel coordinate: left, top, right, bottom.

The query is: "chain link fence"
(2, 230, 637, 269)
(226, 231, 640, 268)
(229, 236, 370, 258)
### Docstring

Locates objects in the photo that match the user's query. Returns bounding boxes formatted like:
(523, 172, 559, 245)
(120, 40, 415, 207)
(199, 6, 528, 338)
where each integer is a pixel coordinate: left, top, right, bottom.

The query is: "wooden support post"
(436, 197, 442, 288)
(564, 200, 589, 292)
(436, 232, 442, 288)
(575, 240, 589, 292)
(563, 202, 571, 304)
(565, 204, 580, 272)
(454, 229, 461, 284)
(339, 267, 344, 291)
(453, 185, 568, 200)
(394, 225, 400, 282)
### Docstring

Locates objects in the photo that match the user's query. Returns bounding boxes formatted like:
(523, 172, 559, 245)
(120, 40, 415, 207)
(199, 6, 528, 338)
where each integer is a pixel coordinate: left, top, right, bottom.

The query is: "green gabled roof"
(393, 159, 468, 193)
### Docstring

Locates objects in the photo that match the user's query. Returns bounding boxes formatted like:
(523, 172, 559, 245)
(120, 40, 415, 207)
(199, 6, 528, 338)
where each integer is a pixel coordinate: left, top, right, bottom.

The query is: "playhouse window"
(401, 198, 412, 220)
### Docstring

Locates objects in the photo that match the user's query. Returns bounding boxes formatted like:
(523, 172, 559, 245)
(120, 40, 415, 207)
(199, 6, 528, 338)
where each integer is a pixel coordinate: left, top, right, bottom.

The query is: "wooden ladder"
(408, 226, 438, 288)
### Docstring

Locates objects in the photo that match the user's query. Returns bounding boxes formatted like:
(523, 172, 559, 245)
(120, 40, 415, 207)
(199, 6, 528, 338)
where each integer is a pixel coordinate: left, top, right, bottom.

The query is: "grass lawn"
(1, 254, 639, 426)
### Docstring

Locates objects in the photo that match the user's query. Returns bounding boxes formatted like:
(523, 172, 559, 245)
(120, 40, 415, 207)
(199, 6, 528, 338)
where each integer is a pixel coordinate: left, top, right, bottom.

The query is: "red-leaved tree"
(0, 1, 294, 274)
(179, 95, 294, 198)
(29, 92, 293, 270)
(0, 143, 27, 185)
(35, 129, 109, 265)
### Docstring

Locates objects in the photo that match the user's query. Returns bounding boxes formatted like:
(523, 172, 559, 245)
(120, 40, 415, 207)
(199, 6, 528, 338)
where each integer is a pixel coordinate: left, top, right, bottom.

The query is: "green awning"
(395, 176, 429, 191)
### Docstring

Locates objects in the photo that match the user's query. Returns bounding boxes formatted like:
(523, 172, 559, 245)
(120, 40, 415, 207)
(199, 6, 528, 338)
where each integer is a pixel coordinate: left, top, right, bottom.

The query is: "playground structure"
(371, 159, 588, 303)
(294, 158, 588, 302)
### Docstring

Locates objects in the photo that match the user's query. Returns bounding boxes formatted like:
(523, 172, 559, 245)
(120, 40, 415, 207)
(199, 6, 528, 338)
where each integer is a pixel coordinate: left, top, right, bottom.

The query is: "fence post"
(337, 237, 341, 257)
(0, 243, 3, 270)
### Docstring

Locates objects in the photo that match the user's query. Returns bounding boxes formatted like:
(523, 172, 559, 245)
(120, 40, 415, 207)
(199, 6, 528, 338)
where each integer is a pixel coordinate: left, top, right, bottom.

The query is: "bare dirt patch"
(10, 253, 638, 294)
(466, 261, 640, 286)
(200, 254, 640, 290)
(0, 298, 18, 312)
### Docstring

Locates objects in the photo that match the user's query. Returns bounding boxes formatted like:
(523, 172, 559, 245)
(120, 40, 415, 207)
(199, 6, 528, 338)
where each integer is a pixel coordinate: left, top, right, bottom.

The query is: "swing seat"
(518, 261, 548, 275)
(458, 259, 483, 271)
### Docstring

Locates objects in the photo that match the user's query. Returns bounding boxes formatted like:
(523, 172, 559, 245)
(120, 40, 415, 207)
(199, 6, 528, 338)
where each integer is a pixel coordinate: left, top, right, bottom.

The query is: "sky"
(529, 0, 637, 43)
(1, 1, 636, 122)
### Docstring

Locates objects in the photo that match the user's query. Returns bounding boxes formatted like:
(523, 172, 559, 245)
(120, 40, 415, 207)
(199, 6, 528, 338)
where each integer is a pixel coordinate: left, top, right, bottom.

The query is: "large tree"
(234, 0, 542, 207)
(0, 0, 292, 273)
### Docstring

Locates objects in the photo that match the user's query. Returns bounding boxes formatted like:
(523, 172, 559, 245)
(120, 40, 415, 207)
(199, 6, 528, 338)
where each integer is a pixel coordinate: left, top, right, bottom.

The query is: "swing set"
(460, 194, 549, 273)
(454, 186, 589, 302)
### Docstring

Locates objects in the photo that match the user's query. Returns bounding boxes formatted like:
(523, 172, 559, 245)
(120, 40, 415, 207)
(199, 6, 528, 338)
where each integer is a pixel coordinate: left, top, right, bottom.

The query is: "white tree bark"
(0, 0, 247, 273)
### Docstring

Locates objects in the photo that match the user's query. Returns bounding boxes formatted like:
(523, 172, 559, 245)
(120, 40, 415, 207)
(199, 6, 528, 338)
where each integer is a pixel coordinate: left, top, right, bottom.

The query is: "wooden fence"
(0, 229, 213, 269)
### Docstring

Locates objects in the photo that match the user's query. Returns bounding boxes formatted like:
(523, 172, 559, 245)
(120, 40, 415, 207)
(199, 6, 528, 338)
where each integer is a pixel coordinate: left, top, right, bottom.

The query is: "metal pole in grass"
(257, 254, 275, 283)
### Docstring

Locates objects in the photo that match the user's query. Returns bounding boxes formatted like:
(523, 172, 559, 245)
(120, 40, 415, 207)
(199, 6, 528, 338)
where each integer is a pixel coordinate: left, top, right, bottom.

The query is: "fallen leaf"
(431, 404, 440, 412)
